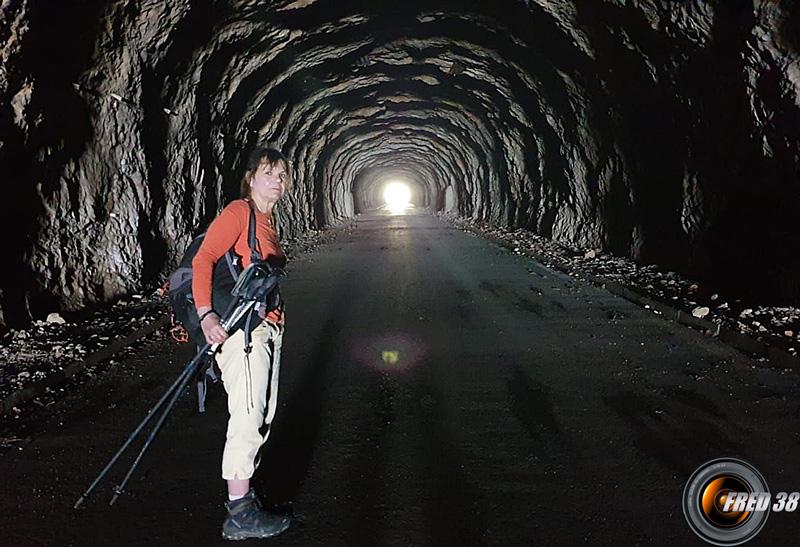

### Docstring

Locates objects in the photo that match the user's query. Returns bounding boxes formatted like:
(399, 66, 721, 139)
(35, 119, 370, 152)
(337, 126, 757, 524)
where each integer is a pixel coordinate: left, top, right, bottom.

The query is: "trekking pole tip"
(109, 486, 123, 506)
(73, 496, 85, 509)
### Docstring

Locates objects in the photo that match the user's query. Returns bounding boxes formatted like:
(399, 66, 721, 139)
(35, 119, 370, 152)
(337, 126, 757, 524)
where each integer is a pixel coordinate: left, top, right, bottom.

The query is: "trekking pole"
(73, 350, 206, 509)
(73, 297, 257, 509)
(108, 348, 207, 505)
(107, 298, 258, 504)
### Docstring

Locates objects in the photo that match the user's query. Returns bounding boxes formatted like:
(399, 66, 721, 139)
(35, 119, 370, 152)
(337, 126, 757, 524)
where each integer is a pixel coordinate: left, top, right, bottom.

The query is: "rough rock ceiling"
(0, 0, 798, 326)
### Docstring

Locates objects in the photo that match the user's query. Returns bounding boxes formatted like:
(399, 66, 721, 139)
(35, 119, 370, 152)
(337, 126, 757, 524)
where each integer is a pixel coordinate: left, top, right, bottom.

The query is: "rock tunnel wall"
(0, 0, 798, 327)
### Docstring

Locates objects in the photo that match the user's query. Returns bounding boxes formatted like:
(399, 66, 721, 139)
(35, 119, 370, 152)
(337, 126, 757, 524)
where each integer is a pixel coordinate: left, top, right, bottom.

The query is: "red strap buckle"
(170, 324, 190, 343)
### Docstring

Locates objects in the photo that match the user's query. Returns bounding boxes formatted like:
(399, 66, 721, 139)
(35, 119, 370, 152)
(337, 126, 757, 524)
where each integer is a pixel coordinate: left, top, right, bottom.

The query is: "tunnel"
(0, 0, 798, 327)
(3, 2, 800, 545)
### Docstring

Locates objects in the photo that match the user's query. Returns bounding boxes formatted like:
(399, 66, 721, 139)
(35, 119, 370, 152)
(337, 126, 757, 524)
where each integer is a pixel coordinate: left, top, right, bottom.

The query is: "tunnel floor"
(2, 210, 800, 546)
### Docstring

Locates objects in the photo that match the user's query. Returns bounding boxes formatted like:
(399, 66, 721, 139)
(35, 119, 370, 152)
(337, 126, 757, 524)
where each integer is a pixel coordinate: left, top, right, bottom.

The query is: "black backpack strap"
(243, 201, 264, 414)
(242, 308, 257, 414)
(223, 250, 239, 278)
(197, 373, 208, 414)
(246, 200, 263, 264)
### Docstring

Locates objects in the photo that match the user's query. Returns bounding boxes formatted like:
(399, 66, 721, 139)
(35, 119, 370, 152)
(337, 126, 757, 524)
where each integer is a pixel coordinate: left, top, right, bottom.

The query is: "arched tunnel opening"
(353, 168, 430, 214)
(2, 1, 800, 544)
(0, 0, 797, 327)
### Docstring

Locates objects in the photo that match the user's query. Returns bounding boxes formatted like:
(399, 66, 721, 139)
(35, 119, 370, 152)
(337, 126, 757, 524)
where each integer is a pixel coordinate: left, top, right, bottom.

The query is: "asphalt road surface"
(2, 210, 799, 546)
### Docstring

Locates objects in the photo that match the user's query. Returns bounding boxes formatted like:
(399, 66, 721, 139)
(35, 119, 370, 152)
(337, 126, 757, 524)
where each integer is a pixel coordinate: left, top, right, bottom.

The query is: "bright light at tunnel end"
(383, 181, 411, 213)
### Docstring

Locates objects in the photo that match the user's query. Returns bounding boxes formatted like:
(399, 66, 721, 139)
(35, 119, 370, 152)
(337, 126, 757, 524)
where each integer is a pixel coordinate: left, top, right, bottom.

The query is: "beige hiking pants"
(216, 319, 284, 480)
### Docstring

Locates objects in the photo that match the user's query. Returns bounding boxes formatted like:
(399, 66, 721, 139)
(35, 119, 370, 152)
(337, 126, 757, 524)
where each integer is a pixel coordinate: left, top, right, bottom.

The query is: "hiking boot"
(222, 488, 290, 541)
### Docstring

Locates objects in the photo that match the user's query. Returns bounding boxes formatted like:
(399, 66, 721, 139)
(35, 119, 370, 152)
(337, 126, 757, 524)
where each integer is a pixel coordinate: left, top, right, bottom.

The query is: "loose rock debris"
(0, 295, 166, 405)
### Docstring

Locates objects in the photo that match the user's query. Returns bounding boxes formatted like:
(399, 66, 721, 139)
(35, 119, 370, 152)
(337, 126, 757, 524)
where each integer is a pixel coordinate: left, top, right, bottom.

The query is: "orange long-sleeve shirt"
(192, 199, 285, 324)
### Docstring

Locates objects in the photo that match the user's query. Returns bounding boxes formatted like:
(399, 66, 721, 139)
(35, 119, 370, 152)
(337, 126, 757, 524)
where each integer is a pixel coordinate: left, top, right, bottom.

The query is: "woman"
(191, 147, 292, 540)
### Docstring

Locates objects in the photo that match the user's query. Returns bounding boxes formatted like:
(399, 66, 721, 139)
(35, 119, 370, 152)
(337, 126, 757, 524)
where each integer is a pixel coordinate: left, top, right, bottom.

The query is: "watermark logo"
(683, 458, 771, 545)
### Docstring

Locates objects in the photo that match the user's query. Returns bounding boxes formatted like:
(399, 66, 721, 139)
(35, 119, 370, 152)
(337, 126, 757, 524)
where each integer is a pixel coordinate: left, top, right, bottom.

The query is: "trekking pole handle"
(218, 299, 258, 334)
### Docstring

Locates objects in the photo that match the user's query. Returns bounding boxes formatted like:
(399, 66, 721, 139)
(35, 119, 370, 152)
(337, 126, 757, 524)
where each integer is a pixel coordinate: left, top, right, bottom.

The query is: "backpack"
(168, 201, 282, 341)
(167, 202, 282, 412)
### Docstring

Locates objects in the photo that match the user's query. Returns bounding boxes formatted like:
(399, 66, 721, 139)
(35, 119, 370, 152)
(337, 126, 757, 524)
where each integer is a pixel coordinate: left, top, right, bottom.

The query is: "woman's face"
(249, 159, 288, 204)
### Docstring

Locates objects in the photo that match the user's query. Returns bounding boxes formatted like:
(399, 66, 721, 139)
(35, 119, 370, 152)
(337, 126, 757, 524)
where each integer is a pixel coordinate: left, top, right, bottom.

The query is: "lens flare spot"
(352, 332, 426, 374)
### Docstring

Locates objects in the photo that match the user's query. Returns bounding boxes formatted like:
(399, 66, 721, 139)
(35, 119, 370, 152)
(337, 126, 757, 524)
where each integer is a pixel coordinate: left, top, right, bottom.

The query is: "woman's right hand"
(199, 309, 229, 345)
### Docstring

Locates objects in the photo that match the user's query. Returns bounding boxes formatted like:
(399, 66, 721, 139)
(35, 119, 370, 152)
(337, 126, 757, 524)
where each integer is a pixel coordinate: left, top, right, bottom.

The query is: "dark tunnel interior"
(1, 0, 799, 327)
